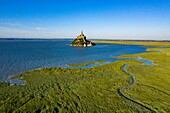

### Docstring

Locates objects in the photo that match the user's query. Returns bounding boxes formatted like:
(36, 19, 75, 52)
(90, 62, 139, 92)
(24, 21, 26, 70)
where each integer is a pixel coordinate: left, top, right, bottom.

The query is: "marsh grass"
(0, 41, 170, 112)
(67, 60, 106, 67)
(93, 40, 170, 46)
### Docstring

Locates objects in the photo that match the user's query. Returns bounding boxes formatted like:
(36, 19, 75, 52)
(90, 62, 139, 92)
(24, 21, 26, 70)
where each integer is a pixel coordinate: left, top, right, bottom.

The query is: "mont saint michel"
(1, 0, 170, 112)
(71, 31, 96, 47)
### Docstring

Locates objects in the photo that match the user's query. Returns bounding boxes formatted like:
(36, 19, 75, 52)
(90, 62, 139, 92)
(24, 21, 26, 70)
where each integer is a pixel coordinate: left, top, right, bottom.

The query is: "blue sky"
(0, 0, 170, 40)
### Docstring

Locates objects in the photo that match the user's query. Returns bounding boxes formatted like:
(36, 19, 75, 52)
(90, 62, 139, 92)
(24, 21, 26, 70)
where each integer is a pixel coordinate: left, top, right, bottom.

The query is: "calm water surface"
(0, 39, 146, 81)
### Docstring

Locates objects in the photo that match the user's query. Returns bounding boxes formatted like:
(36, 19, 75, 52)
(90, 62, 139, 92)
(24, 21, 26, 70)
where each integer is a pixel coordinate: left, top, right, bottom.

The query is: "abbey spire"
(81, 30, 84, 35)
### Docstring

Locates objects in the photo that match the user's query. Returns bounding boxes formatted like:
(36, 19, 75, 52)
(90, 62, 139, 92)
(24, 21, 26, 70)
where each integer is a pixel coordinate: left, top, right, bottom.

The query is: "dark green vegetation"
(0, 41, 170, 112)
(67, 60, 106, 67)
(71, 38, 86, 46)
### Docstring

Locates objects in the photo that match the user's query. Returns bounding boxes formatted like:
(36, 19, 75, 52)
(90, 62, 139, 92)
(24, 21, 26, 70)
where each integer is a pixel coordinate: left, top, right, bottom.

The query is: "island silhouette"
(71, 31, 96, 47)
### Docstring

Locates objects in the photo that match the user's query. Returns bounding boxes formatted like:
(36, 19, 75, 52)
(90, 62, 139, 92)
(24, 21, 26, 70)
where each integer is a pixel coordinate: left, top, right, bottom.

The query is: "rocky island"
(71, 31, 96, 47)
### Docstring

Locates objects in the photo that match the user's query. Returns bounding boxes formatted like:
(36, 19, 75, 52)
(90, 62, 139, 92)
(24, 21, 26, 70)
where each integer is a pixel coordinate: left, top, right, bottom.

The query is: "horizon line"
(0, 37, 169, 41)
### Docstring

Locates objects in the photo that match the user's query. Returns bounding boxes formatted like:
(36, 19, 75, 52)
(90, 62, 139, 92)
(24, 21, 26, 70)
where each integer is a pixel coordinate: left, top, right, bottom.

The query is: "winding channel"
(118, 63, 156, 113)
(67, 56, 156, 112)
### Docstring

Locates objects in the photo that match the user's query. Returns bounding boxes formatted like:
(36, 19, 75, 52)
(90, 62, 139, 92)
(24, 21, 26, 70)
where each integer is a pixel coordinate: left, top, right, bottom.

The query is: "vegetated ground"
(67, 60, 106, 67)
(0, 41, 170, 112)
(93, 40, 170, 46)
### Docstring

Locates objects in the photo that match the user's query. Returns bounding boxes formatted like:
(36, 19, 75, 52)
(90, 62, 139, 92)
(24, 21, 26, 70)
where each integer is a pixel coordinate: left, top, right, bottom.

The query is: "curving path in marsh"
(118, 63, 156, 113)
(65, 56, 156, 112)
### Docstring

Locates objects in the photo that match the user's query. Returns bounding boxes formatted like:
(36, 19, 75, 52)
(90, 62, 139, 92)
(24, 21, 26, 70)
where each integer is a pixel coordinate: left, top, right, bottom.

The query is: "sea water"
(0, 39, 146, 82)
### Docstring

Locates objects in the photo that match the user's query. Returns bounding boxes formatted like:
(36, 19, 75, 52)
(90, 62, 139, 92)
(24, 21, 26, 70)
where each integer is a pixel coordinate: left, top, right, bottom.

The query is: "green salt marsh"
(0, 41, 170, 112)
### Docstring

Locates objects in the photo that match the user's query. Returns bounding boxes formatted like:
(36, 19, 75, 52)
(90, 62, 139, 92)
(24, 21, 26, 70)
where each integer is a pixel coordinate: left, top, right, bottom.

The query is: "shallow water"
(0, 39, 147, 82)
(136, 57, 152, 65)
(66, 57, 153, 69)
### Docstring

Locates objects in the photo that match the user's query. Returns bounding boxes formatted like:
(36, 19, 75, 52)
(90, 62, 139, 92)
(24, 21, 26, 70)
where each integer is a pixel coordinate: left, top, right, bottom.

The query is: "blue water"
(0, 39, 146, 82)
(136, 57, 153, 66)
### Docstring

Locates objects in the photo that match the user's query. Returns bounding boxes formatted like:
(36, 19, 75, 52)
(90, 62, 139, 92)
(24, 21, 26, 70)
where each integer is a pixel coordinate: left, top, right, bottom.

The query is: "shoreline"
(0, 41, 147, 83)
(5, 47, 149, 86)
(2, 40, 168, 85)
